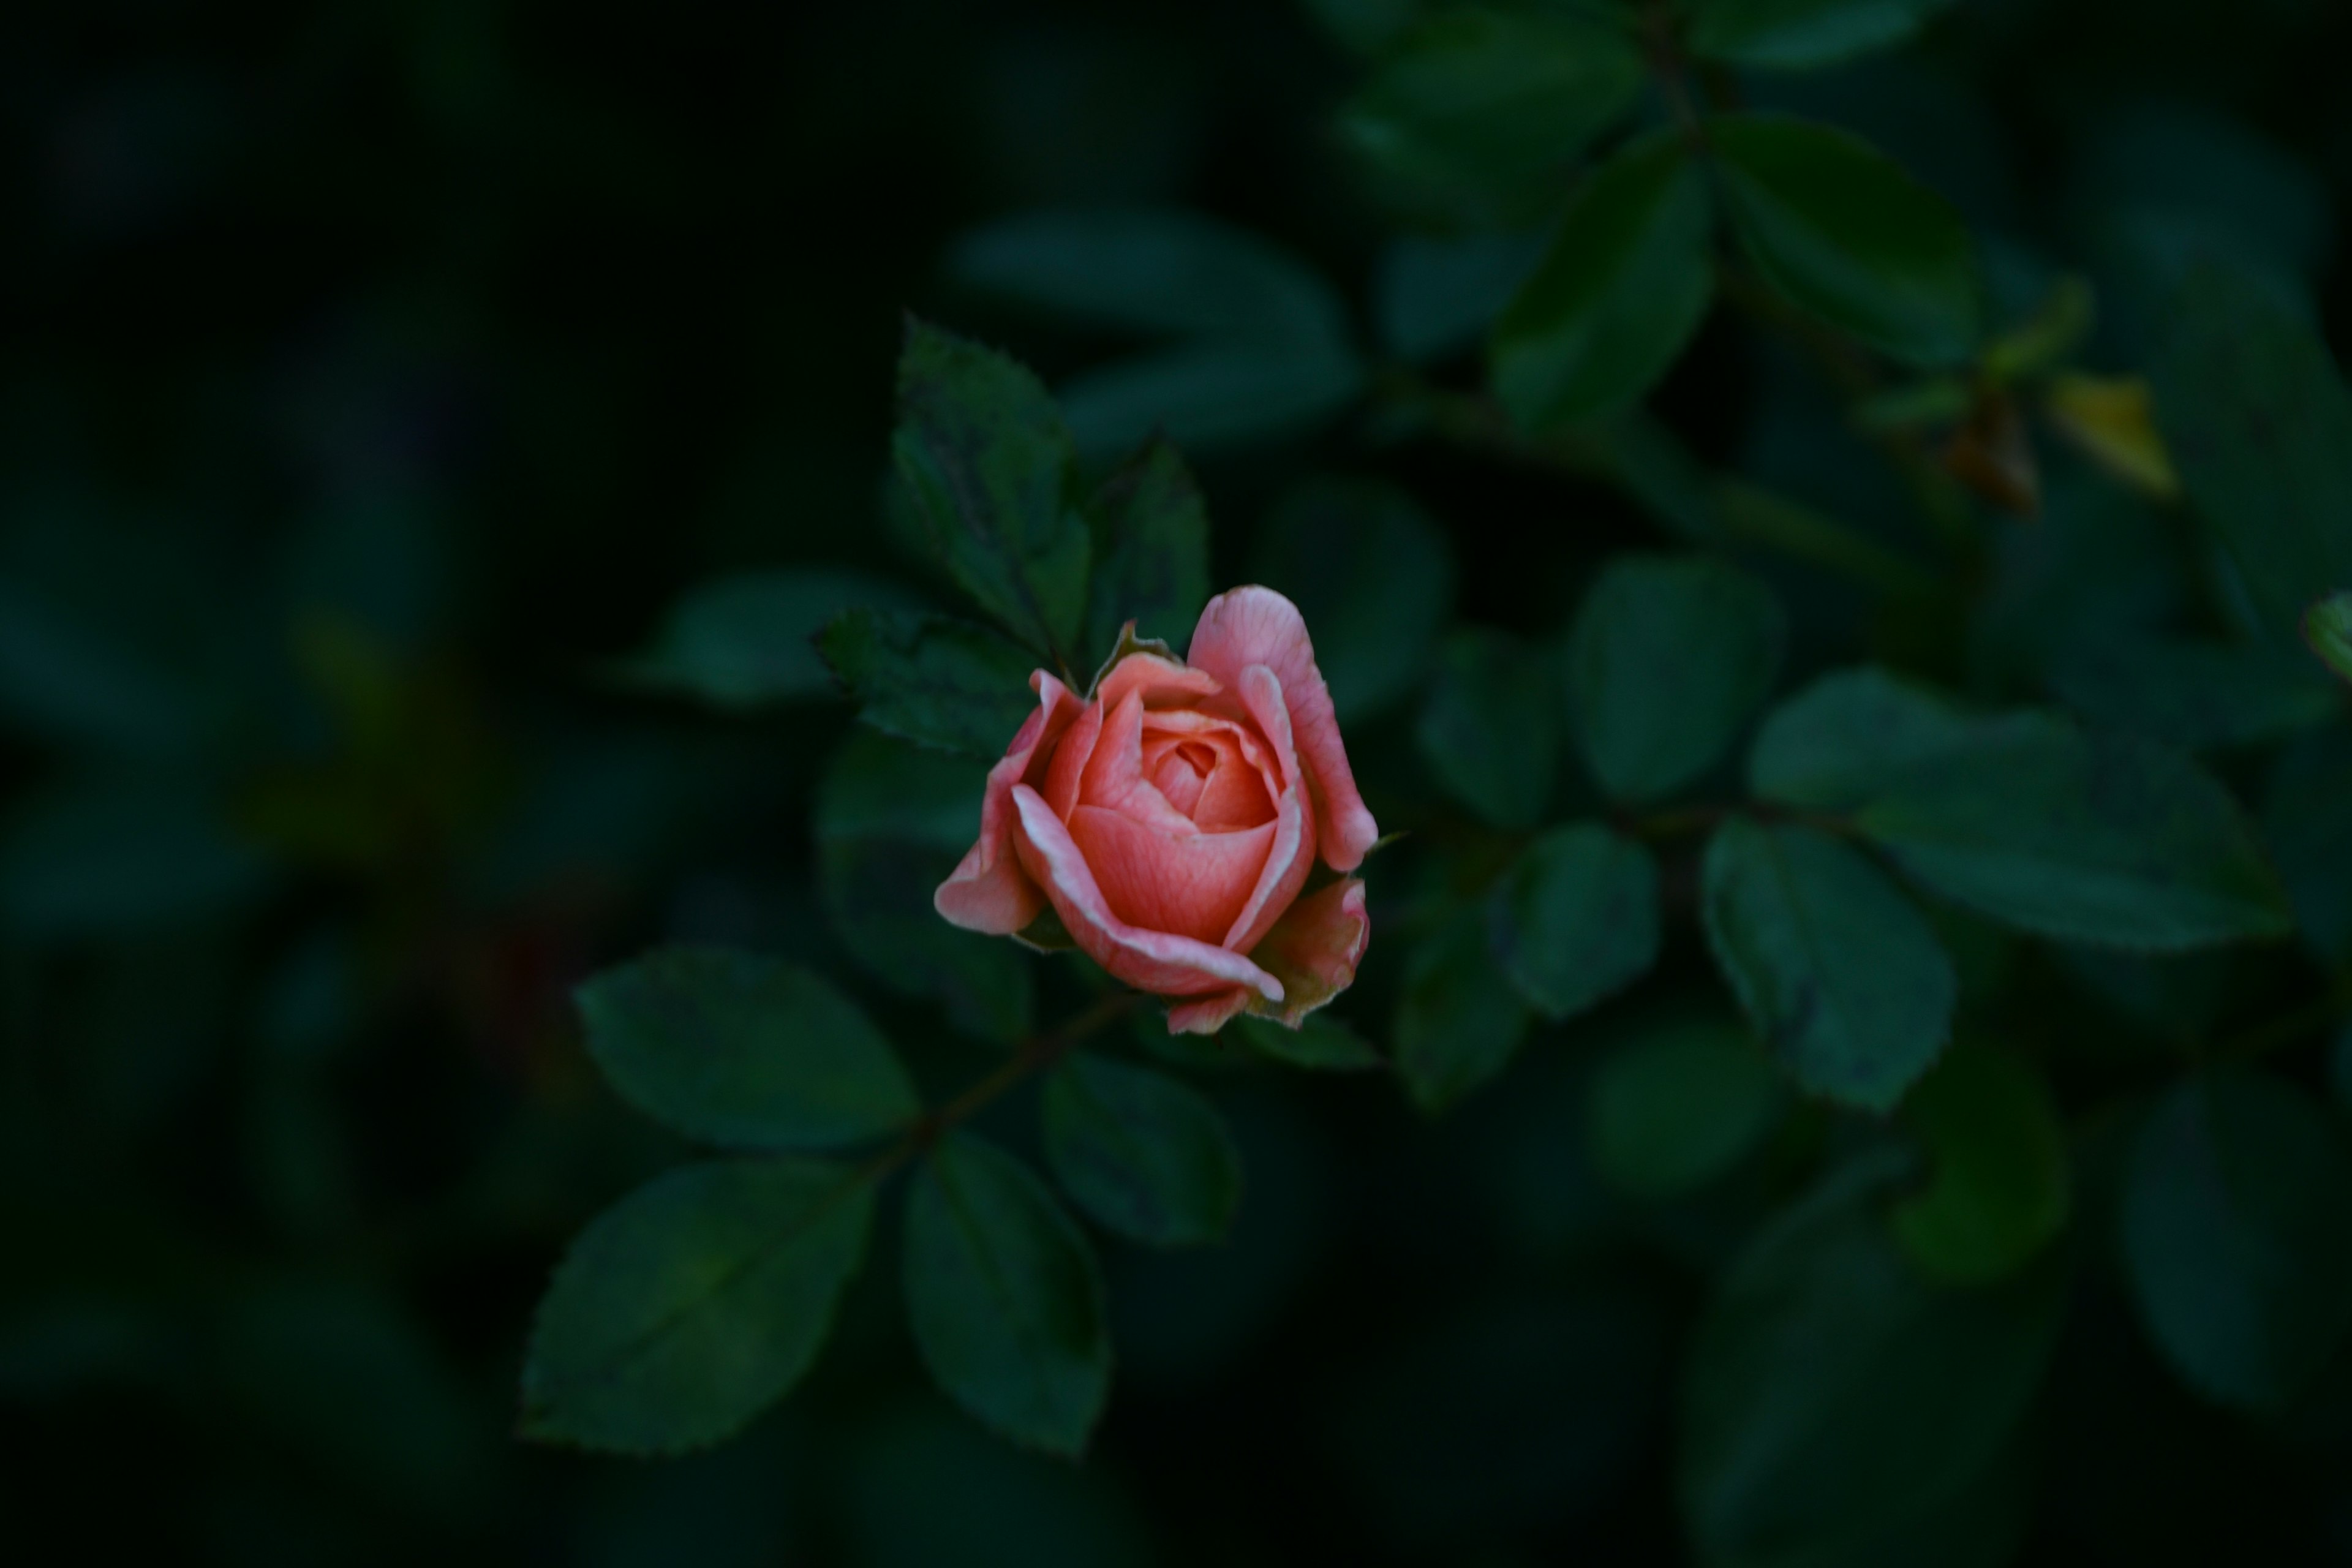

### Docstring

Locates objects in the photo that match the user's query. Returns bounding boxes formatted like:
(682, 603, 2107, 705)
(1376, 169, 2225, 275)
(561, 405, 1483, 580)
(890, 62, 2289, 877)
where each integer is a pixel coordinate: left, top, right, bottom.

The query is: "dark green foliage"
(1080, 439, 1212, 661)
(2123, 1072, 2352, 1411)
(1395, 910, 1532, 1112)
(1252, 477, 1455, 722)
(2047, 634, 2342, 752)
(1586, 1014, 1785, 1200)
(576, 948, 919, 1151)
(1566, 554, 1787, 805)
(1703, 817, 1956, 1111)
(1042, 1053, 1242, 1246)
(1891, 1045, 2071, 1283)
(2307, 592, 2352, 685)
(902, 1135, 1112, 1457)
(1487, 823, 1661, 1021)
(618, 569, 920, 709)
(1235, 1012, 1384, 1071)
(1417, 626, 1561, 829)
(521, 1158, 874, 1453)
(1688, 0, 1960, 70)
(819, 609, 1042, 758)
(1747, 666, 2006, 811)
(2263, 728, 2352, 963)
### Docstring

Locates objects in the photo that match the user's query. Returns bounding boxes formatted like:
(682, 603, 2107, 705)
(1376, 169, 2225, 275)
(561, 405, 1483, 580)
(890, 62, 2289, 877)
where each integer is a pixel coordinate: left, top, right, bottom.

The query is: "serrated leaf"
(891, 320, 1090, 660)
(1042, 1053, 1243, 1247)
(521, 1158, 873, 1453)
(616, 568, 920, 709)
(1586, 1013, 1784, 1200)
(1854, 717, 2294, 951)
(2150, 262, 2352, 633)
(1487, 823, 1660, 1020)
(902, 1134, 1110, 1456)
(1417, 626, 1560, 830)
(1747, 666, 2013, 812)
(1491, 130, 1714, 431)
(1892, 1045, 2071, 1284)
(818, 608, 1039, 758)
(1689, 0, 1959, 70)
(576, 946, 919, 1150)
(1234, 1012, 1383, 1071)
(1252, 477, 1456, 723)
(1711, 114, 1981, 367)
(2123, 1072, 2352, 1411)
(1702, 818, 1956, 1112)
(1394, 910, 1531, 1113)
(1566, 553, 1787, 805)
(1336, 6, 1647, 228)
(1082, 439, 1212, 663)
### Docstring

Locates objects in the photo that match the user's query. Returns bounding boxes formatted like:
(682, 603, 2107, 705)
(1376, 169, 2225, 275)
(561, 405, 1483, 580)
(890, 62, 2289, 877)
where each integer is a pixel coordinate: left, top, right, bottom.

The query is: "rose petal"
(1188, 586, 1379, 872)
(1095, 651, 1222, 712)
(1221, 664, 1316, 954)
(1079, 690, 1197, 834)
(934, 671, 1082, 935)
(1142, 707, 1282, 828)
(1042, 696, 1104, 821)
(1167, 988, 1254, 1036)
(1245, 877, 1370, 1027)
(1068, 804, 1277, 945)
(1010, 786, 1283, 1002)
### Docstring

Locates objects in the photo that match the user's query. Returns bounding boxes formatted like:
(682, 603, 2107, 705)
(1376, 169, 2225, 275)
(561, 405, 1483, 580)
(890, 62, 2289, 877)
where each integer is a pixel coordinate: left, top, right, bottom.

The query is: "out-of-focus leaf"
(1487, 822, 1660, 1020)
(1855, 717, 2293, 951)
(1335, 6, 1646, 228)
(1681, 1152, 2066, 1568)
(1394, 910, 1531, 1113)
(0, 579, 206, 756)
(521, 1158, 873, 1453)
(1300, 0, 1421, 56)
(1057, 338, 1363, 460)
(1689, 0, 1960, 70)
(903, 1134, 1110, 1457)
(2263, 728, 2352, 967)
(1586, 1012, 1784, 1200)
(575, 946, 919, 1152)
(1, 774, 270, 938)
(2304, 592, 2352, 687)
(1711, 114, 1981, 366)
(891, 320, 1090, 660)
(2123, 1072, 2352, 1411)
(1747, 666, 2008, 812)
(1234, 1012, 1383, 1071)
(818, 609, 1039, 758)
(1042, 1052, 1242, 1247)
(843, 1408, 1155, 1568)
(2041, 374, 2180, 500)
(1375, 230, 1547, 364)
(1566, 553, 1787, 805)
(1491, 131, 1714, 431)
(1703, 817, 1955, 1111)
(1417, 626, 1560, 829)
(1251, 477, 1455, 722)
(1081, 438, 1210, 662)
(2150, 262, 2352, 633)
(2047, 634, 2341, 752)
(816, 733, 1035, 1045)
(1892, 1045, 2071, 1284)
(617, 568, 920, 708)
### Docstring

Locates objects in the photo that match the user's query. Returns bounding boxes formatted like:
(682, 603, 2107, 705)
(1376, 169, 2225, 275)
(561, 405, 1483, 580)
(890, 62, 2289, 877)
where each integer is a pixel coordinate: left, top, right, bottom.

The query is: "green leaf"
(843, 1409, 1157, 1568)
(1041, 1053, 1243, 1247)
(1487, 823, 1661, 1020)
(1394, 910, 1531, 1113)
(1854, 718, 2294, 951)
(891, 319, 1090, 660)
(816, 733, 1035, 1045)
(2263, 728, 2352, 965)
(1748, 666, 2011, 812)
(1416, 627, 1560, 830)
(902, 1134, 1111, 1457)
(616, 568, 921, 709)
(2150, 262, 2352, 632)
(1375, 230, 1547, 364)
(1491, 131, 1715, 431)
(1688, 0, 1959, 70)
(1056, 339, 1363, 461)
(1251, 477, 1456, 723)
(0, 774, 271, 938)
(818, 609, 1040, 758)
(1681, 1153, 2066, 1568)
(1234, 1012, 1384, 1071)
(1081, 438, 1212, 662)
(1710, 114, 1981, 366)
(2047, 634, 2342, 752)
(1566, 553, 1787, 805)
(2123, 1072, 2352, 1411)
(1891, 1045, 2071, 1284)
(1702, 817, 1956, 1112)
(1586, 1012, 1784, 1200)
(521, 1157, 873, 1453)
(2302, 590, 2352, 686)
(575, 946, 920, 1151)
(1335, 6, 1647, 228)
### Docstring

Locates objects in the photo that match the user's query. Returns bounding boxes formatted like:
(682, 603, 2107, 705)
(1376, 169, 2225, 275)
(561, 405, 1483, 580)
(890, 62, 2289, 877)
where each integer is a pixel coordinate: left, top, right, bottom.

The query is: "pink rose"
(935, 586, 1379, 1035)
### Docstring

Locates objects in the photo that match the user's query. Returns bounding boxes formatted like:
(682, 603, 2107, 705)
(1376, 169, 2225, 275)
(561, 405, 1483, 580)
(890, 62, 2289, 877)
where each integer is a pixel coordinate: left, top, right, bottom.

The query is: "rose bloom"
(934, 586, 1378, 1035)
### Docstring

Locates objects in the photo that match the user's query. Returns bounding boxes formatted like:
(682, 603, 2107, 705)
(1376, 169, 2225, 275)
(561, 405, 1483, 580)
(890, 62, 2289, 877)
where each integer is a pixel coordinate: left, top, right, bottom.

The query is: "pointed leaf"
(818, 608, 1039, 758)
(1082, 439, 1212, 663)
(1042, 1053, 1243, 1247)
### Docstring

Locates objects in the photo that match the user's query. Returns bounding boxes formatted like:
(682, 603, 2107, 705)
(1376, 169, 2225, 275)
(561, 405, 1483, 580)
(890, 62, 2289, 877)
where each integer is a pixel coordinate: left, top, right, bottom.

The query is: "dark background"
(7, 1, 2352, 1563)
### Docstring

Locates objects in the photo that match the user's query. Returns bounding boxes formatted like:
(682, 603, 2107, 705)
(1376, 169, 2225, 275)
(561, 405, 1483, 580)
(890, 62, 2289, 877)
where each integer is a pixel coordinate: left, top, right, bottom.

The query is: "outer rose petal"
(1245, 878, 1370, 1027)
(1220, 664, 1316, 955)
(1095, 651, 1221, 712)
(1168, 988, 1254, 1035)
(1188, 587, 1379, 872)
(1009, 786, 1283, 1003)
(934, 671, 1080, 935)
